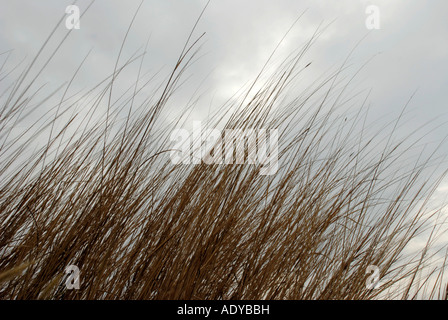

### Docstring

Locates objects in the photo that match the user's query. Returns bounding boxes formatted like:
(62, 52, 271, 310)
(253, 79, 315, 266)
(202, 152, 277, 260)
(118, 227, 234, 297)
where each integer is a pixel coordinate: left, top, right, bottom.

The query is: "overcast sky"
(0, 0, 446, 117)
(1, 0, 447, 192)
(1, 1, 446, 114)
(1, 1, 447, 174)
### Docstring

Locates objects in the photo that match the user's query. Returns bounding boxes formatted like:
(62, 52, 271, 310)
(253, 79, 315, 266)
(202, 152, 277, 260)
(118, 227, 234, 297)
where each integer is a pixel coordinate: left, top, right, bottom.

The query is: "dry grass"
(0, 5, 447, 300)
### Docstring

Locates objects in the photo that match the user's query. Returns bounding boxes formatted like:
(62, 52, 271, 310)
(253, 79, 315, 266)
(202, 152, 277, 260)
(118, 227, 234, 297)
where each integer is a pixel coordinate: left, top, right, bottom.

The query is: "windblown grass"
(0, 6, 447, 300)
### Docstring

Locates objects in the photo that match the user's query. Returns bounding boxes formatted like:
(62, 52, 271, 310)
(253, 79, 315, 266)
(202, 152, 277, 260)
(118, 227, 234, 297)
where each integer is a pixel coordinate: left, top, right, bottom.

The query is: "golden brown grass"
(0, 6, 447, 300)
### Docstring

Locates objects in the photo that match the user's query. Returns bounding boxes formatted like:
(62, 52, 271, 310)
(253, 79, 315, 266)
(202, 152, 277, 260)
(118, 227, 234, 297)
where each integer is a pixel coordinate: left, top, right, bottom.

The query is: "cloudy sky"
(0, 0, 447, 195)
(1, 0, 447, 121)
(1, 0, 447, 177)
(1, 2, 447, 170)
